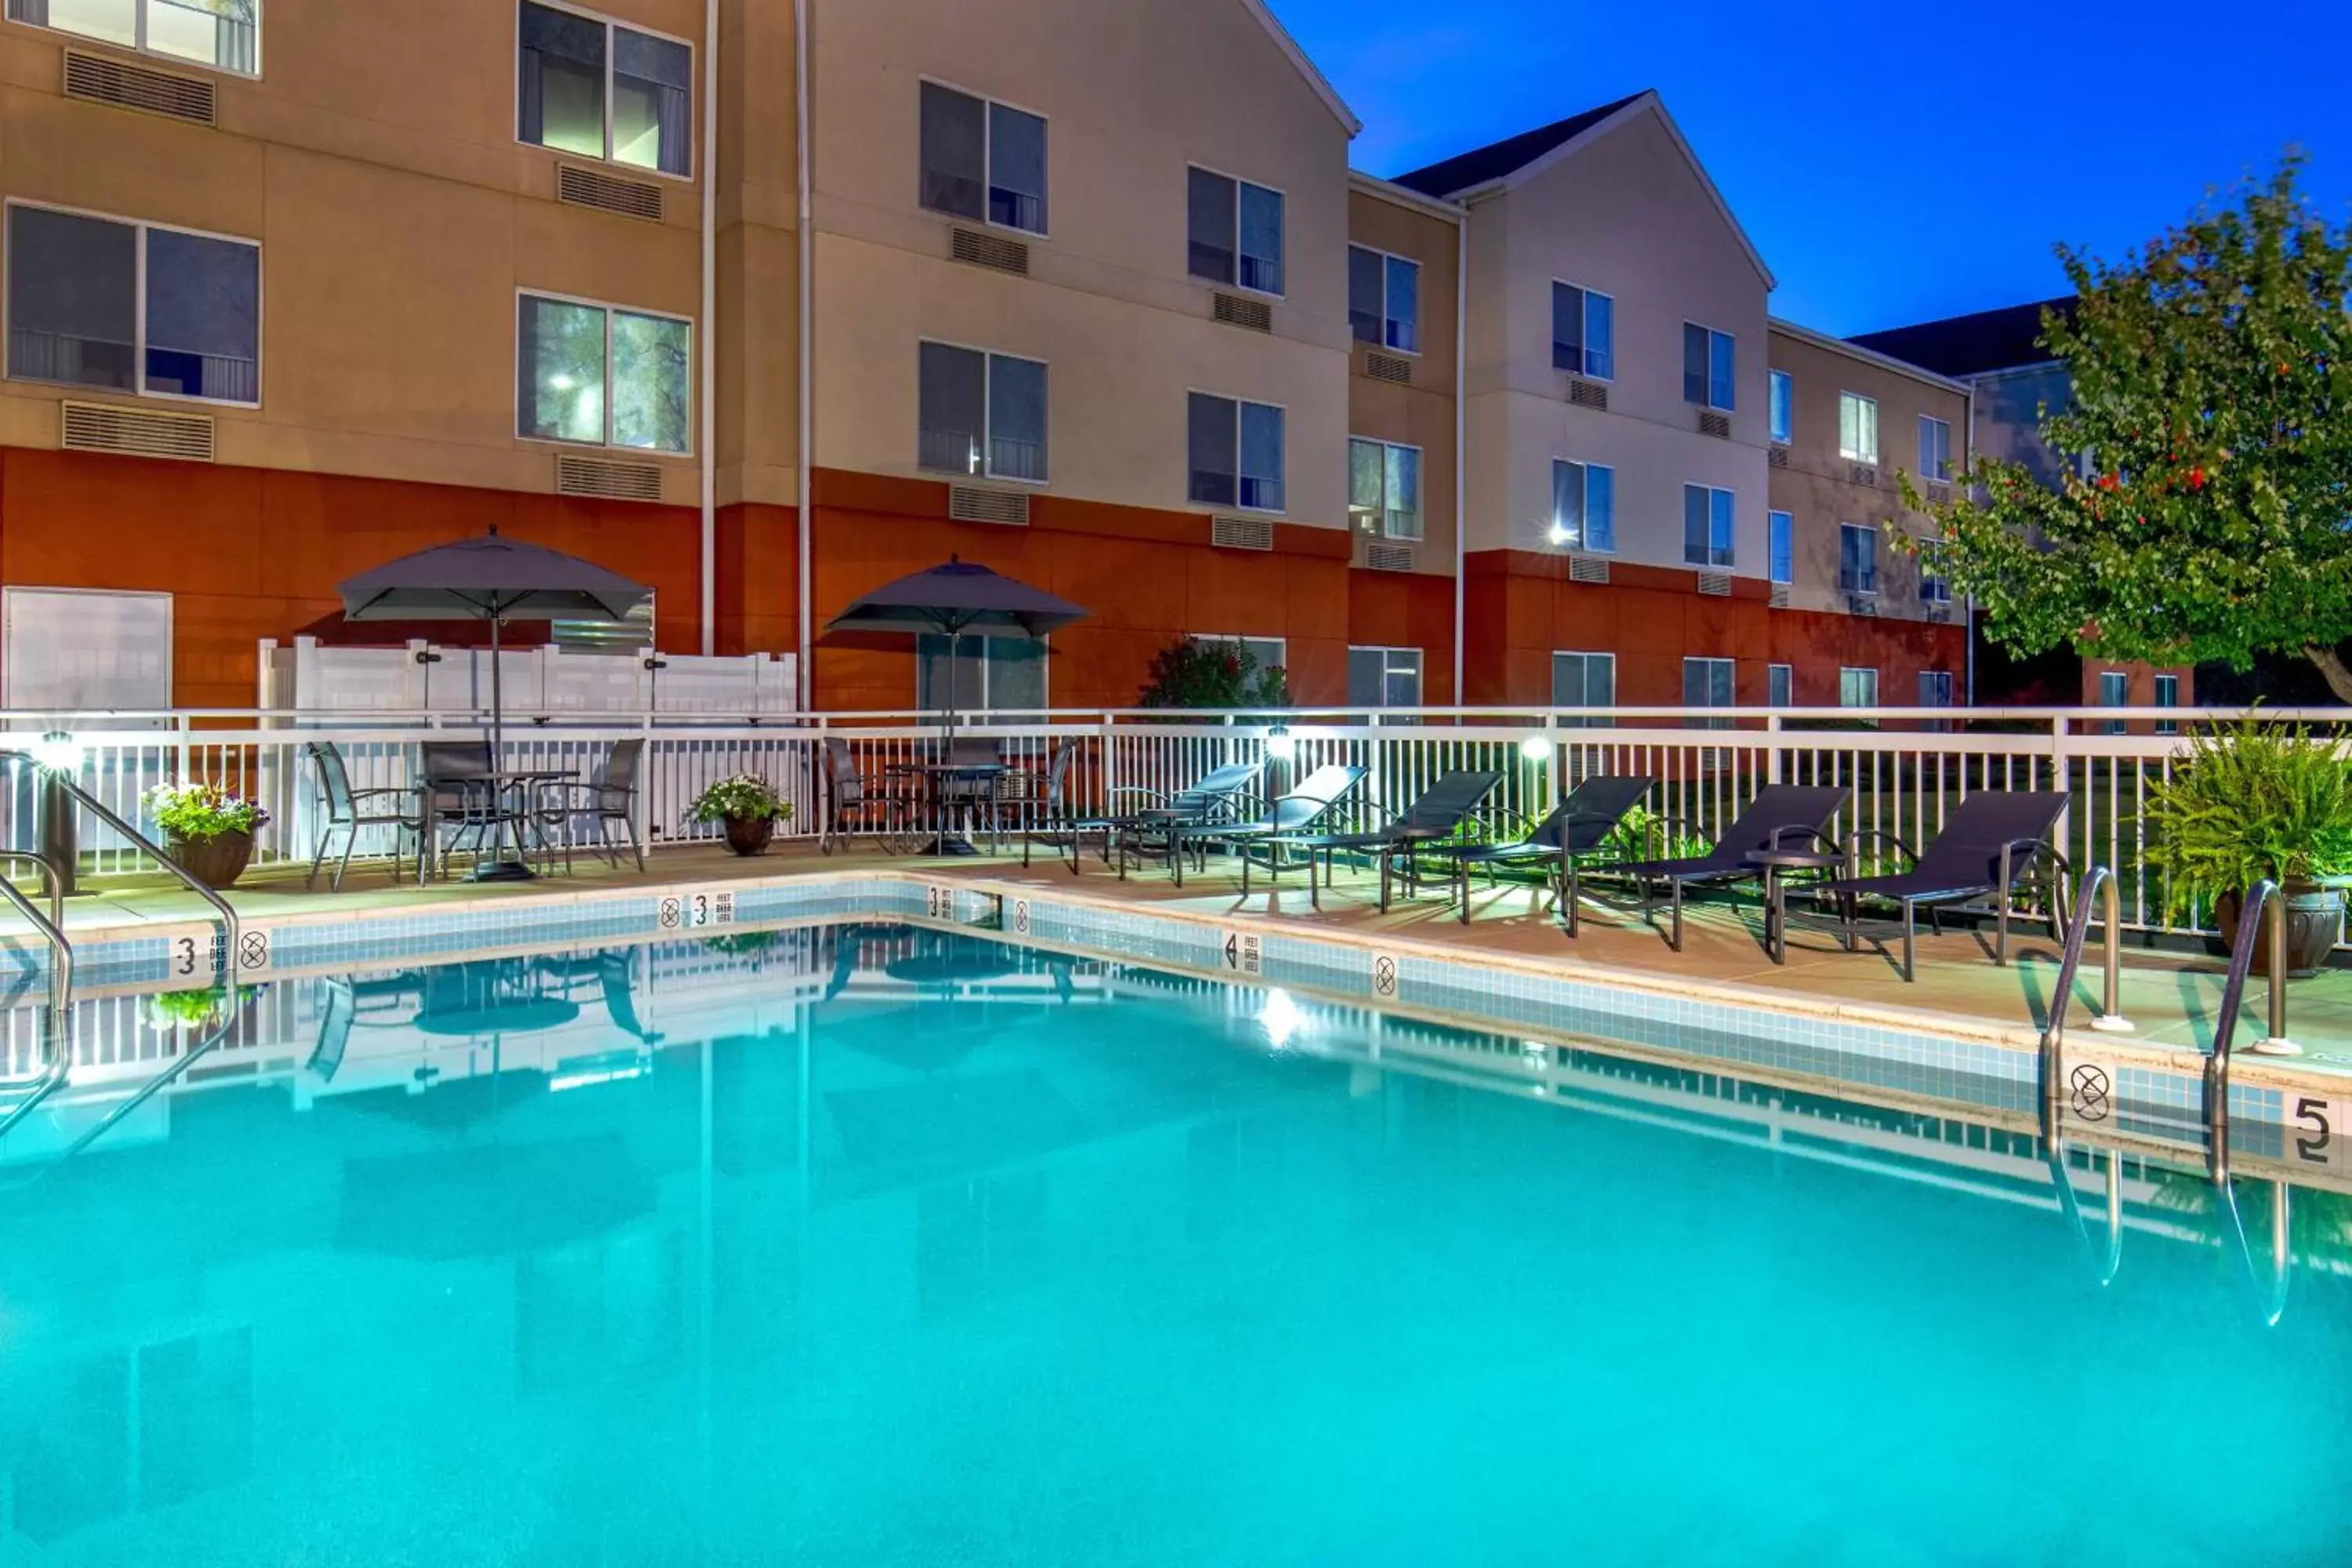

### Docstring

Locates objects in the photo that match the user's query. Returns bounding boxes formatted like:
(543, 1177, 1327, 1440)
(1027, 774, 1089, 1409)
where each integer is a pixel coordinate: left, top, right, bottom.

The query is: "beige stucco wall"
(1345, 185, 1456, 575)
(807, 0, 1353, 524)
(1766, 325, 1969, 619)
(1459, 107, 1772, 572)
(0, 0, 764, 506)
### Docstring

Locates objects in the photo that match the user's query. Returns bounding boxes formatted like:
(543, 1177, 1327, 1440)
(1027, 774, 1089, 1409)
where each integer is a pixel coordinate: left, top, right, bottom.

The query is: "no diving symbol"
(1372, 956, 1399, 999)
(2069, 1063, 2114, 1123)
(236, 930, 270, 972)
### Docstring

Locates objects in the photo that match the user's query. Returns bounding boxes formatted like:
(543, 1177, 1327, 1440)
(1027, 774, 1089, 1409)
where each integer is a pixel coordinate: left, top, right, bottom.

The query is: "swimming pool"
(2, 924, 2347, 1565)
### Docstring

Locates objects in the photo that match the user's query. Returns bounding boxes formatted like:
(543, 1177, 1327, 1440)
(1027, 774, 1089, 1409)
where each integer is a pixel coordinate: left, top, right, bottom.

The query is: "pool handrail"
(2038, 866, 2131, 1081)
(2044, 1138, 2123, 1288)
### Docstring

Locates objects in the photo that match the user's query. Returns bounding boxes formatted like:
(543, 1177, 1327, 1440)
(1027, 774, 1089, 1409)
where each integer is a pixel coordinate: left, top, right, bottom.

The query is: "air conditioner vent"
(1210, 514, 1274, 552)
(1568, 554, 1611, 586)
(555, 454, 664, 502)
(1695, 572, 1733, 597)
(1925, 601, 1953, 624)
(1212, 292, 1273, 333)
(61, 400, 215, 462)
(1768, 442, 1791, 469)
(1768, 585, 1791, 610)
(1365, 351, 1413, 385)
(1850, 463, 1879, 488)
(1847, 593, 1880, 617)
(62, 49, 216, 125)
(557, 164, 664, 222)
(1926, 479, 1952, 504)
(1569, 379, 1610, 412)
(1364, 543, 1414, 572)
(1697, 410, 1732, 440)
(948, 485, 1031, 526)
(949, 227, 1029, 276)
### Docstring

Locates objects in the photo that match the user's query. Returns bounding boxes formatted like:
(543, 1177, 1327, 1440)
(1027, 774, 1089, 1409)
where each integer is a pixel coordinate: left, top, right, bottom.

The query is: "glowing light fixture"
(31, 731, 81, 774)
(1266, 724, 1297, 762)
(1519, 735, 1550, 763)
(1546, 523, 1572, 547)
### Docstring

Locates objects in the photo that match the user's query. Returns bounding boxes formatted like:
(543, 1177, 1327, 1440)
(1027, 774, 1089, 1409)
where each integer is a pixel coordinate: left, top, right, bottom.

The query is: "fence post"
(1099, 712, 1117, 817)
(2051, 715, 2073, 869)
(1765, 711, 1783, 787)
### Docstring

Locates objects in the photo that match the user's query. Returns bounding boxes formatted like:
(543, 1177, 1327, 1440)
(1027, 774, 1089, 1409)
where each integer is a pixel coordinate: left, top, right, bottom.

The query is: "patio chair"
(1421, 773, 1654, 927)
(1014, 741, 1098, 870)
(1580, 783, 1851, 952)
(1808, 789, 2073, 981)
(935, 736, 1006, 851)
(303, 741, 427, 891)
(1109, 759, 1265, 884)
(1247, 770, 1504, 911)
(534, 737, 646, 874)
(419, 738, 506, 876)
(818, 738, 916, 853)
(1192, 763, 1371, 893)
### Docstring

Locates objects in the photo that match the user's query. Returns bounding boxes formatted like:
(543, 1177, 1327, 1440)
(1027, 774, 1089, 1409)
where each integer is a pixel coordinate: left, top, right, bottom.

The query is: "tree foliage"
(1136, 637, 1290, 710)
(1904, 156, 2352, 698)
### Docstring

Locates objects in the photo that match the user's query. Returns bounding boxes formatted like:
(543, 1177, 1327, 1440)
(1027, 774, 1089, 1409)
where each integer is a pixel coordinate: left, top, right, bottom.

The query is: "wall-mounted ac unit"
(558, 164, 665, 222)
(1212, 292, 1273, 333)
(950, 227, 1029, 276)
(62, 400, 216, 462)
(1210, 514, 1274, 551)
(64, 49, 215, 124)
(948, 485, 1031, 526)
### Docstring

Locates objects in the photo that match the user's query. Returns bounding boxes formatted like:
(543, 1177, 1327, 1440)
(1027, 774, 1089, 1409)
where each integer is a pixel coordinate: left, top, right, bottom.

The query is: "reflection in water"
(0, 927, 2345, 1563)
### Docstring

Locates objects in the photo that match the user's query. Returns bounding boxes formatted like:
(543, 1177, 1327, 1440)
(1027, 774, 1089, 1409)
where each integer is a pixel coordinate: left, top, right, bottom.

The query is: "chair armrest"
(1846, 827, 1918, 867)
(350, 784, 424, 803)
(1766, 824, 1839, 852)
(1996, 837, 2068, 892)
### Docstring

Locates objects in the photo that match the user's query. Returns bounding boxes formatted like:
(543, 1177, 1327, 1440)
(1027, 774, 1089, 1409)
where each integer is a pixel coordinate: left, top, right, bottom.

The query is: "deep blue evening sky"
(1271, 0, 2352, 336)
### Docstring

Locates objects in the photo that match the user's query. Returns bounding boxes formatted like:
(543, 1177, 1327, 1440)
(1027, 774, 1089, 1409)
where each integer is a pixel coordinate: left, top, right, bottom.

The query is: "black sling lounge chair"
(1422, 774, 1654, 927)
(1250, 770, 1504, 911)
(1809, 789, 2073, 981)
(1109, 760, 1265, 884)
(1586, 784, 1851, 952)
(1196, 763, 1371, 891)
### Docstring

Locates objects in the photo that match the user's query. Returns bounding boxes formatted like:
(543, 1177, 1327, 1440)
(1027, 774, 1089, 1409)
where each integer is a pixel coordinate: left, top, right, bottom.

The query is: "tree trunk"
(2304, 644, 2352, 704)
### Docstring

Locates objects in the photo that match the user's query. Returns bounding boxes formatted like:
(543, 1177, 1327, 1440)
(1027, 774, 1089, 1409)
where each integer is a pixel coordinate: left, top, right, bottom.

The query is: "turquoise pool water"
(1, 926, 2347, 1566)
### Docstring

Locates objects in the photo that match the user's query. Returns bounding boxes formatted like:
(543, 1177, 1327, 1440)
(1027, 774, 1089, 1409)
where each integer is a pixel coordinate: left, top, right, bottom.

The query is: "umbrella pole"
(489, 611, 505, 764)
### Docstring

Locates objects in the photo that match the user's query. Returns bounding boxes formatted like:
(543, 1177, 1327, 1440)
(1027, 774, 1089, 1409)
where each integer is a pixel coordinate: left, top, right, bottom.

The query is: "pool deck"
(29, 837, 2352, 1085)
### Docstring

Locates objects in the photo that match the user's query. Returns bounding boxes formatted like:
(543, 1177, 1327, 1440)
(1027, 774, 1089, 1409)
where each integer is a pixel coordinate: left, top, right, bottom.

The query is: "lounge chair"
(1583, 784, 1851, 951)
(1109, 760, 1265, 885)
(1807, 789, 2072, 980)
(1247, 770, 1504, 911)
(1195, 763, 1371, 891)
(1421, 774, 1654, 927)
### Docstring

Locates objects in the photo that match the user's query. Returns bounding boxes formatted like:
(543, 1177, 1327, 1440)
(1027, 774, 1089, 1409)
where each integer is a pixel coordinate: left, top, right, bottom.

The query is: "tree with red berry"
(1900, 155, 2352, 699)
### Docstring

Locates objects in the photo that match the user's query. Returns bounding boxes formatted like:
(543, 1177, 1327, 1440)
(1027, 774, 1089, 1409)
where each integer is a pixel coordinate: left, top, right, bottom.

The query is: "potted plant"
(2143, 716, 2352, 977)
(689, 775, 793, 856)
(144, 782, 270, 891)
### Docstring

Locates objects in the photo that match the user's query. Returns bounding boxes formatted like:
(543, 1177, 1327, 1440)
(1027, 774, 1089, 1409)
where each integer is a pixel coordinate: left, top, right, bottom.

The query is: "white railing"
(0, 703, 2310, 938)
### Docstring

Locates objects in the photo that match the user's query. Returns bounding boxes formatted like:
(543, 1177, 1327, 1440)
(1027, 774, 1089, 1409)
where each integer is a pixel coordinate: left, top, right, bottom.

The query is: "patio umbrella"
(826, 556, 1087, 742)
(336, 528, 652, 758)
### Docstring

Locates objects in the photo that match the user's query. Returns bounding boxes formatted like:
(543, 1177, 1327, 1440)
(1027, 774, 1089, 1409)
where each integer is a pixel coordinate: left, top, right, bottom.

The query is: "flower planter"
(2216, 883, 2345, 978)
(724, 815, 777, 857)
(165, 829, 254, 891)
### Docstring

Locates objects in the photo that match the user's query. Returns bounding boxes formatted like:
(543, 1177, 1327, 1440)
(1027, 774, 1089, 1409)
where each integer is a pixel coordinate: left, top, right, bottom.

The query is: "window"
(1918, 414, 1952, 481)
(1348, 646, 1422, 709)
(919, 81, 1047, 234)
(518, 2, 691, 177)
(918, 633, 1046, 716)
(1918, 670, 1952, 707)
(916, 343, 1047, 483)
(1196, 634, 1286, 681)
(1769, 510, 1794, 586)
(1840, 667, 1879, 709)
(1348, 245, 1419, 353)
(1768, 662, 1792, 709)
(1683, 485, 1734, 568)
(517, 292, 690, 452)
(1552, 282, 1614, 379)
(1769, 369, 1792, 444)
(1682, 322, 1734, 410)
(8, 0, 257, 74)
(1551, 460, 1616, 553)
(1189, 169, 1283, 296)
(1552, 651, 1615, 726)
(1839, 523, 1878, 594)
(1838, 391, 1880, 464)
(1348, 438, 1421, 540)
(7, 204, 260, 405)
(1920, 542, 1951, 603)
(2099, 670, 2128, 735)
(1684, 656, 1735, 730)
(1189, 394, 1284, 511)
(2154, 672, 2180, 735)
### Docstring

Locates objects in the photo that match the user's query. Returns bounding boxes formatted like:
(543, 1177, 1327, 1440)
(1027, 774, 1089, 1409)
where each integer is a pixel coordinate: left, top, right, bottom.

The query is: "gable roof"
(1848, 297, 2077, 379)
(1388, 90, 1773, 289)
(1238, 0, 1361, 136)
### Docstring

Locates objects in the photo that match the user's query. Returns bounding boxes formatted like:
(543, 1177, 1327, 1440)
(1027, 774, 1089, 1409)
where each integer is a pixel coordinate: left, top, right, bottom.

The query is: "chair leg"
(307, 823, 336, 891)
(1902, 903, 1917, 982)
(333, 826, 359, 895)
(1564, 856, 1581, 937)
(1669, 878, 1684, 953)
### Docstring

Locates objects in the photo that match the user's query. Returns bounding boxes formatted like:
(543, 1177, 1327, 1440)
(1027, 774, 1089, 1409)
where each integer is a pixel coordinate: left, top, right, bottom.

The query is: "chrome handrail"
(0, 869, 74, 1144)
(0, 1004, 249, 1187)
(2210, 878, 2291, 1065)
(2212, 1174, 2292, 1328)
(0, 849, 70, 1036)
(2038, 866, 2132, 1080)
(2045, 1138, 2123, 1287)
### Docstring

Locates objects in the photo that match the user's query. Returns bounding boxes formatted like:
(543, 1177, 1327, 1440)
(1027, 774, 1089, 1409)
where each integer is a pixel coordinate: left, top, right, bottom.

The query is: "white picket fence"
(0, 703, 2306, 938)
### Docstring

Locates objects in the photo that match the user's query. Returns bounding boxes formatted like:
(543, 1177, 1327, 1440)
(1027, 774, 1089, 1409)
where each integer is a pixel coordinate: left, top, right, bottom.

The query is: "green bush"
(1137, 637, 1290, 710)
(1600, 806, 1711, 862)
(143, 782, 268, 842)
(2143, 715, 2352, 915)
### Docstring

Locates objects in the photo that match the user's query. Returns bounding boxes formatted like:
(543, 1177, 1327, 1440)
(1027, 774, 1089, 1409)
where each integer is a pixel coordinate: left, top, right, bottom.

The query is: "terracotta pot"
(724, 815, 776, 857)
(165, 829, 254, 891)
(2216, 883, 2344, 978)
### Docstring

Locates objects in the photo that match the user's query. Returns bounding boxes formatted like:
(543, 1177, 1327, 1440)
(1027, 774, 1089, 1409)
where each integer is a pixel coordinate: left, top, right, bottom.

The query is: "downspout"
(793, 0, 815, 711)
(1451, 207, 1467, 704)
(697, 0, 718, 656)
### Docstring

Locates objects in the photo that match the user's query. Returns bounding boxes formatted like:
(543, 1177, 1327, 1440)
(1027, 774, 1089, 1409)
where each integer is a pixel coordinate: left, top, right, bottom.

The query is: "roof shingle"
(1848, 297, 2078, 379)
(1389, 91, 1650, 198)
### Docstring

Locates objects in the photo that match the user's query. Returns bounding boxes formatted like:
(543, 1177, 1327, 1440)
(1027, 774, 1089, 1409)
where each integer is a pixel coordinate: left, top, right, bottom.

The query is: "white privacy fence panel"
(260, 637, 797, 719)
(0, 704, 2323, 941)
